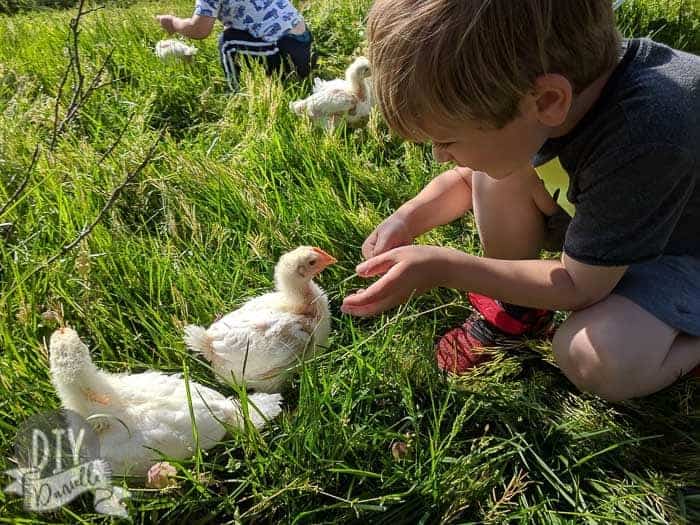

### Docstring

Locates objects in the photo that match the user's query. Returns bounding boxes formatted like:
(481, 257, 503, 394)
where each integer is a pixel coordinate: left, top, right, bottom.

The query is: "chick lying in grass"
(185, 246, 336, 393)
(49, 327, 282, 477)
(155, 39, 198, 63)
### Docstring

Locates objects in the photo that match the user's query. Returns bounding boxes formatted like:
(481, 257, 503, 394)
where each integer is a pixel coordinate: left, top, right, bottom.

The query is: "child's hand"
(156, 15, 176, 34)
(362, 215, 414, 260)
(341, 245, 449, 317)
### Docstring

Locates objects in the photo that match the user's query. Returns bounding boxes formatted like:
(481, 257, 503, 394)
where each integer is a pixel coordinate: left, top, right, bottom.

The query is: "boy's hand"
(362, 215, 414, 259)
(342, 245, 449, 317)
(156, 15, 176, 34)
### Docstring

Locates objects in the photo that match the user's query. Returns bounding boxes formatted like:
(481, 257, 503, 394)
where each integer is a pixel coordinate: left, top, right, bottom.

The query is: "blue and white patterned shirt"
(194, 0, 302, 42)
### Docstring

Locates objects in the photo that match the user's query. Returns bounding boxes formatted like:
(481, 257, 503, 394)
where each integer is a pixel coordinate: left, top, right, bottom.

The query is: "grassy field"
(0, 0, 698, 522)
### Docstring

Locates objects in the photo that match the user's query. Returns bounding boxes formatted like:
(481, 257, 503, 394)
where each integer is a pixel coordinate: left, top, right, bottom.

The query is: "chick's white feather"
(155, 39, 198, 62)
(49, 327, 282, 476)
(290, 57, 373, 129)
(184, 246, 334, 393)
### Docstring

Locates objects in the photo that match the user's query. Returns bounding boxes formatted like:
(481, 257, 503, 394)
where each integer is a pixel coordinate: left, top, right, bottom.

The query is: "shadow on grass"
(618, 0, 700, 53)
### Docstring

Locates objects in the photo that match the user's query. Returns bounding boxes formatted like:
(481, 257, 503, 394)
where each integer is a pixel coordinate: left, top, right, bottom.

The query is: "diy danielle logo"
(3, 409, 129, 517)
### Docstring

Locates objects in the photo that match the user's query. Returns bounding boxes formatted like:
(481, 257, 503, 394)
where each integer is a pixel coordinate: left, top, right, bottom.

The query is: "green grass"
(617, 0, 700, 52)
(0, 0, 699, 522)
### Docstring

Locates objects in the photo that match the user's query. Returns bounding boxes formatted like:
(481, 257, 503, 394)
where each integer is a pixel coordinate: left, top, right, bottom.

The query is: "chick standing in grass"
(290, 57, 373, 129)
(49, 327, 282, 477)
(184, 246, 336, 393)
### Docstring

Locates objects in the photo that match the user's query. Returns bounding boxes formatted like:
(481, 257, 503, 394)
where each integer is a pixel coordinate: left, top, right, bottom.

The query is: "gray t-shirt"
(534, 38, 699, 266)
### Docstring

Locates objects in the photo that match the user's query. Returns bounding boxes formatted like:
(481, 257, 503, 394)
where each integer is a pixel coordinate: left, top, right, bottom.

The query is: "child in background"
(157, 0, 312, 89)
(341, 0, 700, 401)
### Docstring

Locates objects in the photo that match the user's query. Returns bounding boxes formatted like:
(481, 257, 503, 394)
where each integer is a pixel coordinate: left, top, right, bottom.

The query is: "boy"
(157, 0, 312, 90)
(341, 0, 700, 401)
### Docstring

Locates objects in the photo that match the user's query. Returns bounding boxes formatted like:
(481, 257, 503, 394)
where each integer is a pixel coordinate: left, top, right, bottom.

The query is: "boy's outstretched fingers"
(341, 266, 404, 316)
(361, 230, 379, 260)
(361, 216, 414, 260)
(341, 288, 393, 317)
(356, 251, 397, 277)
(343, 245, 442, 316)
(156, 14, 176, 33)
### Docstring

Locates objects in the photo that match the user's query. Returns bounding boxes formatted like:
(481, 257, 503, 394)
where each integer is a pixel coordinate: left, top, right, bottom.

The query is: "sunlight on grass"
(0, 0, 698, 522)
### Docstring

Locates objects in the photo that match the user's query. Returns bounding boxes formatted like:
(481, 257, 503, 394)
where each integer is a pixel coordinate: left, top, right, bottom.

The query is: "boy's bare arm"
(394, 166, 474, 238)
(342, 246, 628, 316)
(362, 167, 474, 259)
(442, 251, 627, 311)
(157, 14, 215, 39)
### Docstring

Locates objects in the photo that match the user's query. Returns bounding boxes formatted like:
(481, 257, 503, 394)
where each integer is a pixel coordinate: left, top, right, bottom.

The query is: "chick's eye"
(309, 259, 317, 266)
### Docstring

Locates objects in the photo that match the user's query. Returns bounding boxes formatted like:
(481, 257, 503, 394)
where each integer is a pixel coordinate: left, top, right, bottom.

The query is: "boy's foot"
(436, 293, 554, 374)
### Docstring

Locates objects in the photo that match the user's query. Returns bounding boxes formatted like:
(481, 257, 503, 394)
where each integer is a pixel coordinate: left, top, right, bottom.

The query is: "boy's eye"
(433, 141, 454, 150)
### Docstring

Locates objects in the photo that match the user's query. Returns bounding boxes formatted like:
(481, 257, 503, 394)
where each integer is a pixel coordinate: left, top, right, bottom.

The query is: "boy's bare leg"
(468, 169, 700, 397)
(553, 294, 700, 401)
(435, 167, 561, 373)
(472, 168, 559, 260)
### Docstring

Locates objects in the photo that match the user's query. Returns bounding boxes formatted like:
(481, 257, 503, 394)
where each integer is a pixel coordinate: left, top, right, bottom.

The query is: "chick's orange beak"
(311, 247, 337, 268)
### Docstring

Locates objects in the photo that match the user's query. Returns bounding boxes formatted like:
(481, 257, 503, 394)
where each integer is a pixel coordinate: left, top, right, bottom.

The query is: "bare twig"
(97, 111, 136, 164)
(2, 130, 165, 301)
(49, 0, 112, 152)
(80, 5, 105, 17)
(66, 0, 87, 119)
(50, 61, 72, 149)
(56, 48, 113, 139)
(51, 73, 125, 149)
(90, 76, 126, 93)
(4, 0, 114, 223)
(1, 0, 158, 307)
(46, 130, 165, 266)
(50, 0, 86, 151)
(0, 145, 41, 219)
(81, 47, 115, 101)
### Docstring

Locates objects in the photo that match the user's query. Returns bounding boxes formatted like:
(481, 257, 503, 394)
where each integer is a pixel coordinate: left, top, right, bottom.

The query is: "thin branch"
(52, 49, 114, 146)
(2, 130, 165, 301)
(81, 47, 115, 101)
(90, 76, 125, 93)
(46, 130, 165, 265)
(66, 0, 87, 118)
(97, 111, 136, 164)
(49, 0, 112, 152)
(80, 5, 105, 17)
(50, 0, 86, 152)
(50, 65, 71, 151)
(2, 0, 153, 306)
(0, 145, 41, 219)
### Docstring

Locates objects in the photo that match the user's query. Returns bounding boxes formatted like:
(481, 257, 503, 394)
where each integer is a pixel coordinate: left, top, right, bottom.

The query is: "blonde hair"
(367, 0, 622, 140)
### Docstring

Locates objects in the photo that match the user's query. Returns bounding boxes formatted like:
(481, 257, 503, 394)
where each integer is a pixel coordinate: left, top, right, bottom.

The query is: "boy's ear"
(528, 74, 573, 127)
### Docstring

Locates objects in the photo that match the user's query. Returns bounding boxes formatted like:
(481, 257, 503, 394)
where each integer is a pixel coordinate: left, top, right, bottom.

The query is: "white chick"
(155, 39, 198, 63)
(290, 57, 373, 129)
(49, 327, 282, 477)
(184, 246, 336, 393)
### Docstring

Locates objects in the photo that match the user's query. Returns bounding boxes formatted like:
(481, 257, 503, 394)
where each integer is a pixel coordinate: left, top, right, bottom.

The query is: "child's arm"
(341, 246, 627, 316)
(156, 14, 215, 39)
(363, 166, 474, 258)
(394, 166, 474, 237)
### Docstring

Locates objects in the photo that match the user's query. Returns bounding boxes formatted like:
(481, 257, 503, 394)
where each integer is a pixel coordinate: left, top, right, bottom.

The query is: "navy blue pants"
(218, 27, 312, 90)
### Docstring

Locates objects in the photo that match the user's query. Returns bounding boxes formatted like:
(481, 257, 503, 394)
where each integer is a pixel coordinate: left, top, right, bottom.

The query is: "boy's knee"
(552, 317, 631, 402)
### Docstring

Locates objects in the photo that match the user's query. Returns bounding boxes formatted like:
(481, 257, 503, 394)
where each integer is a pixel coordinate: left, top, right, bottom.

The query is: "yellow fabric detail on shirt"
(534, 157, 575, 217)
